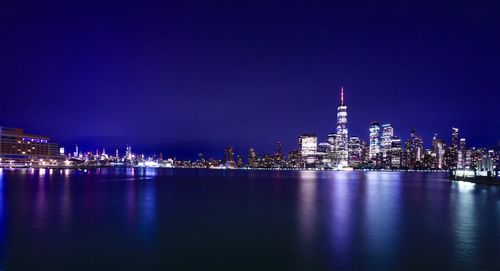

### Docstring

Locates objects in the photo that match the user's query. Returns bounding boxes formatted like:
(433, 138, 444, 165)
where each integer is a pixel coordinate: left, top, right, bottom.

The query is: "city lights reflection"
(328, 173, 352, 267)
(298, 172, 317, 256)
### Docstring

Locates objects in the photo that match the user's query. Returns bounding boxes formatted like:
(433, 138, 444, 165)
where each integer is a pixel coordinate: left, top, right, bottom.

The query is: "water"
(0, 168, 498, 270)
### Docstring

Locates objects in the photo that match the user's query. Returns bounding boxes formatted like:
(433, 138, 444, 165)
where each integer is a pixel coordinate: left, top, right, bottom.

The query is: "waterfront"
(0, 168, 499, 270)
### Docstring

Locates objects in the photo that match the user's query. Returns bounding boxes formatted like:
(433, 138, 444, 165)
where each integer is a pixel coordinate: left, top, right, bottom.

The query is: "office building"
(335, 87, 349, 168)
(348, 136, 362, 167)
(248, 147, 258, 168)
(390, 136, 402, 169)
(445, 127, 459, 168)
(407, 129, 424, 169)
(431, 135, 446, 169)
(369, 122, 381, 161)
(0, 126, 60, 166)
(224, 146, 235, 167)
(381, 124, 394, 168)
(299, 134, 318, 167)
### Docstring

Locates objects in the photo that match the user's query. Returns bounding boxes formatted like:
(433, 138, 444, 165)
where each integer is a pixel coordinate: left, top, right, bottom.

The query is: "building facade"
(406, 129, 424, 169)
(224, 146, 235, 167)
(299, 134, 318, 167)
(0, 126, 60, 166)
(381, 124, 394, 168)
(390, 136, 402, 168)
(348, 136, 362, 167)
(369, 122, 381, 161)
(335, 87, 349, 168)
(431, 135, 446, 169)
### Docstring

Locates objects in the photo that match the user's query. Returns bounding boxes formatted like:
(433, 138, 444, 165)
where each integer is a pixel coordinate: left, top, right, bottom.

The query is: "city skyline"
(1, 84, 499, 160)
(1, 87, 497, 170)
(1, 84, 498, 159)
(1, 83, 498, 163)
(1, 1, 499, 158)
(1, 2, 500, 270)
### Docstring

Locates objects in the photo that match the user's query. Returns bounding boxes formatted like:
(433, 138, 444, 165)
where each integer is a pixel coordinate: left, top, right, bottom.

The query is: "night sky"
(1, 1, 499, 159)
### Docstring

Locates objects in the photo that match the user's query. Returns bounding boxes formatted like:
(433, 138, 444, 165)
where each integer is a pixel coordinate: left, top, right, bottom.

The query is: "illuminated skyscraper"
(276, 141, 283, 156)
(452, 128, 459, 147)
(287, 150, 300, 168)
(390, 136, 402, 168)
(318, 142, 332, 168)
(457, 138, 466, 168)
(327, 133, 337, 162)
(360, 140, 370, 164)
(224, 146, 235, 166)
(124, 145, 133, 166)
(407, 129, 424, 169)
(335, 86, 348, 168)
(431, 135, 446, 169)
(381, 124, 394, 168)
(445, 127, 459, 168)
(236, 154, 243, 168)
(248, 147, 258, 168)
(274, 141, 284, 167)
(348, 136, 362, 167)
(125, 145, 132, 160)
(369, 122, 381, 160)
(299, 134, 318, 167)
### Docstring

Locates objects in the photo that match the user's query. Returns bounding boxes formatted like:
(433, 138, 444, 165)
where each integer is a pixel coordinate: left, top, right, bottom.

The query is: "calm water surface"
(0, 168, 498, 270)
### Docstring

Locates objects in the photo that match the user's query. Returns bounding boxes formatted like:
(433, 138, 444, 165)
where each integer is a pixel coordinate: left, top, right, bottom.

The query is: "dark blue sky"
(1, 0, 499, 159)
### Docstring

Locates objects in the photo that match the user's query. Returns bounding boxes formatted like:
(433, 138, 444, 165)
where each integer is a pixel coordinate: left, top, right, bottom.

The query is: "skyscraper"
(381, 124, 394, 168)
(407, 129, 424, 169)
(335, 86, 349, 168)
(125, 145, 132, 160)
(369, 121, 381, 161)
(445, 127, 459, 168)
(390, 136, 402, 168)
(124, 145, 133, 166)
(318, 142, 332, 168)
(287, 150, 300, 168)
(299, 134, 318, 167)
(431, 135, 446, 169)
(274, 141, 284, 167)
(327, 133, 337, 162)
(224, 146, 235, 167)
(236, 154, 243, 168)
(452, 128, 459, 147)
(248, 147, 258, 168)
(360, 139, 370, 164)
(348, 136, 362, 167)
(275, 141, 283, 157)
(458, 138, 466, 169)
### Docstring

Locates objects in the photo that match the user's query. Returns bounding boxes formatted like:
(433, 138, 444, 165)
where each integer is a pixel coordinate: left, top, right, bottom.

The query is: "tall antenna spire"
(340, 85, 344, 106)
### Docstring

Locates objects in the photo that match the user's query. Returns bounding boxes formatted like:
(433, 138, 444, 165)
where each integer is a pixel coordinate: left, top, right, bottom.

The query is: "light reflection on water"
(328, 172, 353, 268)
(297, 172, 317, 259)
(363, 172, 401, 268)
(0, 168, 498, 270)
(294, 170, 500, 270)
(34, 175, 48, 232)
(450, 181, 479, 268)
(139, 181, 156, 241)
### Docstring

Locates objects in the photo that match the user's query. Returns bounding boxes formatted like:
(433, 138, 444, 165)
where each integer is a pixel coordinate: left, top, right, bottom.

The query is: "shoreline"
(0, 165, 449, 173)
